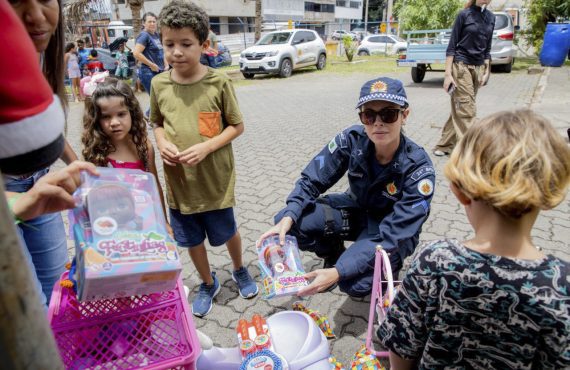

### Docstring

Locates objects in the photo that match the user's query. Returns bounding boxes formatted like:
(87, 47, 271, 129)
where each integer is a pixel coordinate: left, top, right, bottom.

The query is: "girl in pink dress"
(81, 77, 171, 234)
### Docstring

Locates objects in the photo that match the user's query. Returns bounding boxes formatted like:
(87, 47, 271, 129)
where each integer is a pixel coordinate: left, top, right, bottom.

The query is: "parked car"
(357, 34, 407, 56)
(437, 11, 516, 72)
(331, 30, 357, 41)
(239, 29, 326, 79)
(490, 11, 516, 72)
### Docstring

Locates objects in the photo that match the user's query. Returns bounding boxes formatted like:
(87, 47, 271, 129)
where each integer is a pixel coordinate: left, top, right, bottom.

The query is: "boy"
(151, 1, 258, 317)
(86, 49, 104, 74)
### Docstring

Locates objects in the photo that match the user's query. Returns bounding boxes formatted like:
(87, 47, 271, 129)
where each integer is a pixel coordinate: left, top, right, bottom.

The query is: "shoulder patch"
(328, 138, 338, 154)
(410, 166, 435, 182)
(339, 131, 349, 148)
(417, 178, 434, 196)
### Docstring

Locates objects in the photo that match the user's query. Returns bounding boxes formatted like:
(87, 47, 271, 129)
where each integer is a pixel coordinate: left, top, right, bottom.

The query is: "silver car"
(490, 11, 516, 73)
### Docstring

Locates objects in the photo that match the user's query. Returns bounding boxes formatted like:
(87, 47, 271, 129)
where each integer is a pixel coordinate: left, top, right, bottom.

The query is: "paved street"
(59, 65, 569, 366)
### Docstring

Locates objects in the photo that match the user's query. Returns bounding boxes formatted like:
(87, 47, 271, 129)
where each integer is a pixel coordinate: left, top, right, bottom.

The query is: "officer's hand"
(297, 268, 340, 296)
(443, 75, 456, 93)
(258, 216, 293, 246)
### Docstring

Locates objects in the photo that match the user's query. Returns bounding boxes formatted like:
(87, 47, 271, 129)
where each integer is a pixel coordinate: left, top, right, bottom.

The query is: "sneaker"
(232, 266, 259, 299)
(192, 272, 221, 318)
(433, 149, 447, 157)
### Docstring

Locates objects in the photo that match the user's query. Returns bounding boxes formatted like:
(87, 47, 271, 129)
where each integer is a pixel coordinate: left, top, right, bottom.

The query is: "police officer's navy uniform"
(275, 78, 435, 297)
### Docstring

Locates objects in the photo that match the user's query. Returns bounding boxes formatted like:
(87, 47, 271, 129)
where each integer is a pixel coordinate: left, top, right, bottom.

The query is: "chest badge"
(386, 182, 397, 195)
(418, 179, 434, 196)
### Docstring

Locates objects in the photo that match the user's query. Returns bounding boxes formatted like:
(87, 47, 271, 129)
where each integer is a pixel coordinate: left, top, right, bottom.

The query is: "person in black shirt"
(433, 0, 494, 157)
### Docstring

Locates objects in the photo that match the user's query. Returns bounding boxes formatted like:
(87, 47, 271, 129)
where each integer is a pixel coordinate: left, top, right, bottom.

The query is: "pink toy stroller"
(365, 245, 400, 358)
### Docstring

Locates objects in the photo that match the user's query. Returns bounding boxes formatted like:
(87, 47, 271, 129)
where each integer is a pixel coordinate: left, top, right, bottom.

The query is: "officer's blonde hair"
(444, 109, 570, 218)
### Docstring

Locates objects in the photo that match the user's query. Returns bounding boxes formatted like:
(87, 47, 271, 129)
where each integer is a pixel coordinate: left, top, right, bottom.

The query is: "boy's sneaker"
(232, 266, 259, 299)
(192, 272, 221, 318)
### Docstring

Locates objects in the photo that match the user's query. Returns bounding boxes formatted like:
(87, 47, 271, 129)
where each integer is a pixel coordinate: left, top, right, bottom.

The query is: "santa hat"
(0, 1, 65, 176)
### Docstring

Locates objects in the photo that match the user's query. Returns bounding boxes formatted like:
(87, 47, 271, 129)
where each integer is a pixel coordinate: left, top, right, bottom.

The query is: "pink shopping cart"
(365, 245, 400, 358)
(48, 271, 200, 370)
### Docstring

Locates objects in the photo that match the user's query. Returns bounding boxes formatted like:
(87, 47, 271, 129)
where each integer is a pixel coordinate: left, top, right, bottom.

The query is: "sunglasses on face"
(358, 107, 404, 125)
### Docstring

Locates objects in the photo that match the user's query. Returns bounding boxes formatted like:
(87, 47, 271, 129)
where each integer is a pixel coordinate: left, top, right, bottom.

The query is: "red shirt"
(87, 60, 104, 73)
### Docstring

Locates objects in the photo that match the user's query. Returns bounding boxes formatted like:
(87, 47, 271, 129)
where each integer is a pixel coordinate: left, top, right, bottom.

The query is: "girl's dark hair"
(82, 78, 148, 171)
(65, 42, 75, 53)
(90, 49, 98, 57)
(142, 12, 157, 23)
(44, 1, 66, 110)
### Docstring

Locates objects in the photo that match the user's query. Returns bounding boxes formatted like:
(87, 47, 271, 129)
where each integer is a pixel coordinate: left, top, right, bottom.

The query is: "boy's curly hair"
(158, 1, 210, 44)
(82, 77, 148, 171)
(445, 109, 570, 218)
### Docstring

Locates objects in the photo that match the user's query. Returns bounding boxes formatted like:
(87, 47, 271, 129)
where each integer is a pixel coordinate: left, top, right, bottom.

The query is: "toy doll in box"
(257, 235, 307, 299)
(70, 168, 181, 301)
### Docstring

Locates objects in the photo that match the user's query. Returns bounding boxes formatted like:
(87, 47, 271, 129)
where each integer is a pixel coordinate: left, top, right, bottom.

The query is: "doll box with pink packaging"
(70, 168, 181, 301)
(257, 235, 308, 299)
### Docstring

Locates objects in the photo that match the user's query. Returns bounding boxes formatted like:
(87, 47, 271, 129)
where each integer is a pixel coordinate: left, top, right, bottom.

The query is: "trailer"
(397, 29, 451, 83)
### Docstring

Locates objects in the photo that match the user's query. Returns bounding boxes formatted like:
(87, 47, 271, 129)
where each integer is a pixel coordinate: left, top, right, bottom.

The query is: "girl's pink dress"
(107, 158, 145, 171)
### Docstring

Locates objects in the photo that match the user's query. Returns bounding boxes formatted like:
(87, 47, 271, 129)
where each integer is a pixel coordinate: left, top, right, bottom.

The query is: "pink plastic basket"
(48, 272, 200, 370)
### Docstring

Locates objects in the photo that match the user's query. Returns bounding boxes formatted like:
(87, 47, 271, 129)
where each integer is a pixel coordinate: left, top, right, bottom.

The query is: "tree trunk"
(128, 0, 143, 34)
(255, 0, 262, 42)
(0, 177, 64, 369)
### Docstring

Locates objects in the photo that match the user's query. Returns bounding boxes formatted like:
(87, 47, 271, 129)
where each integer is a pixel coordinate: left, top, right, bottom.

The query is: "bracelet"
(7, 193, 25, 224)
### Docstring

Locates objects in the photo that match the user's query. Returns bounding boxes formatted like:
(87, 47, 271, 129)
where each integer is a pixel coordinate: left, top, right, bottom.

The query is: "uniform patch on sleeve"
(417, 178, 434, 196)
(328, 138, 338, 154)
(412, 200, 430, 213)
(338, 131, 348, 148)
(410, 166, 435, 182)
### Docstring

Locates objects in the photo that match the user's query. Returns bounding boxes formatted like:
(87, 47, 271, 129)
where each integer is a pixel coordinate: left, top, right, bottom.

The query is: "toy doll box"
(70, 168, 181, 302)
(257, 235, 308, 299)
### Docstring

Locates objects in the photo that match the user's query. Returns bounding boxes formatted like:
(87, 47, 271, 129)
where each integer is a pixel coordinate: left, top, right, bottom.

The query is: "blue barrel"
(540, 23, 570, 67)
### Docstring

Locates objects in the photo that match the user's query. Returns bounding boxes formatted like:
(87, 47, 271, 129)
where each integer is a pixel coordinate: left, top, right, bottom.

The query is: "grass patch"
(512, 57, 541, 72)
(325, 54, 400, 74)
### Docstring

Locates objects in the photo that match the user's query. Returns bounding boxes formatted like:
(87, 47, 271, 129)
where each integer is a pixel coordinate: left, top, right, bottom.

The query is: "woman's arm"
(389, 352, 417, 370)
(133, 43, 159, 72)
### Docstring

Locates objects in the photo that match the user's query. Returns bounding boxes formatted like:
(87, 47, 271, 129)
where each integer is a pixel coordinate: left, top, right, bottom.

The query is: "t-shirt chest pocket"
(198, 112, 222, 138)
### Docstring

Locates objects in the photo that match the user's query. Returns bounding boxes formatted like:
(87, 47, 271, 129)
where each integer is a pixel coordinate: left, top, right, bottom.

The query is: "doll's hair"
(158, 0, 210, 44)
(82, 77, 148, 170)
(444, 109, 570, 218)
(87, 184, 136, 225)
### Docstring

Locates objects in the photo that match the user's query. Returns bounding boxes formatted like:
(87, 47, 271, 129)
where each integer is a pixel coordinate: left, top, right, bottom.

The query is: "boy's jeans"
(3, 168, 68, 307)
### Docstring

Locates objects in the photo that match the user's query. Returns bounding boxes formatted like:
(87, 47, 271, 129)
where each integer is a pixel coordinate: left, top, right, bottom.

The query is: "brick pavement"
(59, 65, 569, 366)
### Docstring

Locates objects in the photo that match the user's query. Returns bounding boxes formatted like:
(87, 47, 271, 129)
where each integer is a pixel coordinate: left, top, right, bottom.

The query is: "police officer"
(259, 77, 435, 297)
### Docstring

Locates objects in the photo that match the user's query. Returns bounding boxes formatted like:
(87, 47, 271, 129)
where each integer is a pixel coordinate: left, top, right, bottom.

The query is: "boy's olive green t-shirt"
(150, 68, 243, 214)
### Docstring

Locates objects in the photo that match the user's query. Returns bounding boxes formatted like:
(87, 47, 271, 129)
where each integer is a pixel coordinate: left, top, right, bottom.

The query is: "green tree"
(342, 35, 358, 62)
(394, 0, 463, 32)
(521, 0, 570, 52)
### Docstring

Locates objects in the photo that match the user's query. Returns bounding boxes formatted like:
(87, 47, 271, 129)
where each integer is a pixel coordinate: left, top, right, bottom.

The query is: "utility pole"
(387, 0, 394, 34)
(255, 0, 262, 42)
(364, 0, 369, 34)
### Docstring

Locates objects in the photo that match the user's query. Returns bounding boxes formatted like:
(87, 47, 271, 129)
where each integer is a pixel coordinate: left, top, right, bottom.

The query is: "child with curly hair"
(81, 77, 171, 233)
(379, 109, 570, 369)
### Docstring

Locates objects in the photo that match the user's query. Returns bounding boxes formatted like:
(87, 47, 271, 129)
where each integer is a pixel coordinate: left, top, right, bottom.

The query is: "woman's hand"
(150, 62, 160, 72)
(258, 216, 293, 246)
(443, 74, 456, 93)
(297, 268, 340, 296)
(479, 69, 491, 86)
(156, 137, 179, 166)
(11, 161, 98, 221)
